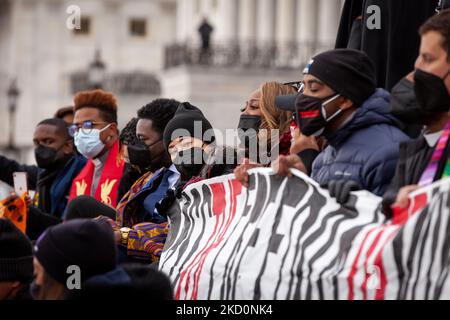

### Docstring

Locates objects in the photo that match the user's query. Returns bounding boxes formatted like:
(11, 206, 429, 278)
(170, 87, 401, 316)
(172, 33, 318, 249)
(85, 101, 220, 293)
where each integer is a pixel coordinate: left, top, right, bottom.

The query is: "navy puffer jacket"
(311, 89, 410, 196)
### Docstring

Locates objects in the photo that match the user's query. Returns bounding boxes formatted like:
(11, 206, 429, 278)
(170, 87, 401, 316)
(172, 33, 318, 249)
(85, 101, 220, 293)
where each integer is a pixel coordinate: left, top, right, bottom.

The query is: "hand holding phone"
(13, 172, 28, 196)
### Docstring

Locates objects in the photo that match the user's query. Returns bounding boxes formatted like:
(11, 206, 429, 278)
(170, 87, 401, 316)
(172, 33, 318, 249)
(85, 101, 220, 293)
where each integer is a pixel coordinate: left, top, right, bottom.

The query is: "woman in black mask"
(157, 102, 238, 216)
(163, 102, 217, 184)
(237, 81, 296, 165)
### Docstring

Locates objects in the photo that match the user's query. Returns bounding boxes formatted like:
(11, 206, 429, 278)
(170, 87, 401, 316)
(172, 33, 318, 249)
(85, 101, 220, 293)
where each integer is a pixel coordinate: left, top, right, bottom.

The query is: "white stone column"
(256, 0, 276, 45)
(238, 0, 256, 43)
(317, 0, 342, 49)
(216, 0, 238, 43)
(176, 0, 196, 42)
(275, 0, 296, 66)
(295, 0, 318, 64)
(276, 0, 296, 44)
(200, 0, 212, 16)
(296, 0, 318, 45)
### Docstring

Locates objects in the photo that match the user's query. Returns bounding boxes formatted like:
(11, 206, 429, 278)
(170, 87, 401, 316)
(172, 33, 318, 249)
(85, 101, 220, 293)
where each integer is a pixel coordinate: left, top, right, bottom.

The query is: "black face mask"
(128, 141, 153, 172)
(237, 115, 261, 131)
(414, 68, 450, 114)
(127, 139, 164, 173)
(237, 115, 261, 151)
(295, 93, 341, 136)
(390, 77, 422, 123)
(173, 147, 207, 180)
(34, 145, 64, 169)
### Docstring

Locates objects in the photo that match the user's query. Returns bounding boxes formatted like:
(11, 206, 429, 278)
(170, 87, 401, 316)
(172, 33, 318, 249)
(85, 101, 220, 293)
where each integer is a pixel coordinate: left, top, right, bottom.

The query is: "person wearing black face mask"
(65, 99, 180, 262)
(163, 103, 216, 183)
(117, 117, 148, 201)
(236, 82, 296, 166)
(119, 138, 167, 202)
(382, 10, 450, 217)
(109, 102, 238, 263)
(75, 102, 220, 264)
(0, 118, 86, 240)
(237, 114, 261, 161)
(390, 73, 424, 139)
(274, 49, 410, 202)
(414, 68, 450, 115)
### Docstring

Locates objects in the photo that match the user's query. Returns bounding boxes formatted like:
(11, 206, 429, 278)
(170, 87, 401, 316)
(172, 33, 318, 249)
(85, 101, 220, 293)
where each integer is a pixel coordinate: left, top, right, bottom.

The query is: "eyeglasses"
(69, 121, 108, 137)
(284, 81, 304, 93)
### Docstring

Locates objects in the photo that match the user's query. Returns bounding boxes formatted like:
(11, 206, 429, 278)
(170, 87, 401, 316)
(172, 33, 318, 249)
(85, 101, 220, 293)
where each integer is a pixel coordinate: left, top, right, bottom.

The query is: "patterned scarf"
(116, 169, 163, 227)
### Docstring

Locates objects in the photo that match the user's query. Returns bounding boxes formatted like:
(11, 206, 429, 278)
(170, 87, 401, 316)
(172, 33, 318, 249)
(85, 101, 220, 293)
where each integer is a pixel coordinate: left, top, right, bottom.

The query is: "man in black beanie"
(271, 48, 410, 202)
(31, 218, 116, 300)
(0, 218, 33, 300)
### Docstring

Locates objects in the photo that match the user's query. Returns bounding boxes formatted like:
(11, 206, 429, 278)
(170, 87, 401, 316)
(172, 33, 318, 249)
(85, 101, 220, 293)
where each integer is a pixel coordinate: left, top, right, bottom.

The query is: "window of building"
(129, 18, 147, 37)
(73, 17, 91, 35)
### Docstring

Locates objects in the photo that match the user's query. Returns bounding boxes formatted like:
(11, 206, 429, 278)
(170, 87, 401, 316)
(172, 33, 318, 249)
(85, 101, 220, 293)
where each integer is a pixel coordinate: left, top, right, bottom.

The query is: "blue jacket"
(311, 89, 410, 196)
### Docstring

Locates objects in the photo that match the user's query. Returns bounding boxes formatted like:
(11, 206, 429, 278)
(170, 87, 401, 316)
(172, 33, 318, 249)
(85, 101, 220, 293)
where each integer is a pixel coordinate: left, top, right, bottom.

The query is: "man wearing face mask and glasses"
(274, 49, 410, 201)
(383, 9, 450, 216)
(68, 90, 125, 208)
(0, 118, 86, 239)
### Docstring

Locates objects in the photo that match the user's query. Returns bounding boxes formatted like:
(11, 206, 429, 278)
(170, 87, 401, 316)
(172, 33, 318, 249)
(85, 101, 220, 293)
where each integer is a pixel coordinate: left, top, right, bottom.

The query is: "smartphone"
(13, 172, 28, 195)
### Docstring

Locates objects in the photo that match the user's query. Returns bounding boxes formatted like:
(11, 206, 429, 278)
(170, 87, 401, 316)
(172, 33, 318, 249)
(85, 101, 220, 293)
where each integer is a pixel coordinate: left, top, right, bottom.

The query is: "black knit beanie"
(275, 49, 377, 111)
(0, 218, 33, 282)
(35, 218, 117, 284)
(163, 102, 215, 149)
(305, 49, 376, 106)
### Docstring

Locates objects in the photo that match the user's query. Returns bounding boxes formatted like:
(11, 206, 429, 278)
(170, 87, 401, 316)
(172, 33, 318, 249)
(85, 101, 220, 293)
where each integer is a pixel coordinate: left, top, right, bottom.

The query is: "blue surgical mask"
(74, 124, 111, 159)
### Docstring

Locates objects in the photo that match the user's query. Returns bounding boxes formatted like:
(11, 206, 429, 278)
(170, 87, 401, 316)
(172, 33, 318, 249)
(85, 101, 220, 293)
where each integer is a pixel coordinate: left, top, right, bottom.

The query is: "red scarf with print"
(69, 141, 124, 207)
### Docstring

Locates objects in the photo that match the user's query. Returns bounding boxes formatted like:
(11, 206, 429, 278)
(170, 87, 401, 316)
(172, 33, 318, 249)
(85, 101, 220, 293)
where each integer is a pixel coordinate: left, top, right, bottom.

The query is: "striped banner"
(159, 168, 450, 300)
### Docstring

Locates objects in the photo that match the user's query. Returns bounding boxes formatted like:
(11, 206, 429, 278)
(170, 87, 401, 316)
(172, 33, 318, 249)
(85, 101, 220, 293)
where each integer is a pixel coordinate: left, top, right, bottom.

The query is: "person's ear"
(104, 123, 118, 143)
(339, 97, 355, 111)
(63, 139, 74, 155)
(109, 123, 118, 136)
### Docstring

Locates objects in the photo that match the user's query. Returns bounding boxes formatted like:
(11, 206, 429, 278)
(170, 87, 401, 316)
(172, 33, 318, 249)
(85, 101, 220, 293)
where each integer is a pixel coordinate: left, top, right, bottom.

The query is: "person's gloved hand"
(322, 180, 361, 204)
(156, 188, 178, 217)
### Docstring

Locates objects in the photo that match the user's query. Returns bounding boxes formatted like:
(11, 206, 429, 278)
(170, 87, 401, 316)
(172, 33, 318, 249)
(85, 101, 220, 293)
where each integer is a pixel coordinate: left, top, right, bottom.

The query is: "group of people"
(1, 8, 450, 300)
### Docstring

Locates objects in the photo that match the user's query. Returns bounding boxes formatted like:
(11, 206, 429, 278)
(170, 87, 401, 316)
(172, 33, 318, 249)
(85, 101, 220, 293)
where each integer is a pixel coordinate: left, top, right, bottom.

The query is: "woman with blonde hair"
(238, 81, 296, 159)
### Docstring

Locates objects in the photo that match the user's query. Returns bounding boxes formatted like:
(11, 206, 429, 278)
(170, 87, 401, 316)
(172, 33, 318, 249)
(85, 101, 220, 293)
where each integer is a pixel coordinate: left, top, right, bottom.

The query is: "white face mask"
(321, 94, 342, 122)
(74, 124, 111, 159)
(309, 94, 341, 137)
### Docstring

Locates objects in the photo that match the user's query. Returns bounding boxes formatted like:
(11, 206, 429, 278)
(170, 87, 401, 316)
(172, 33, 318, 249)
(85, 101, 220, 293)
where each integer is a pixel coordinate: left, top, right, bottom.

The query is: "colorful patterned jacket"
(118, 147, 238, 262)
(115, 167, 170, 262)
